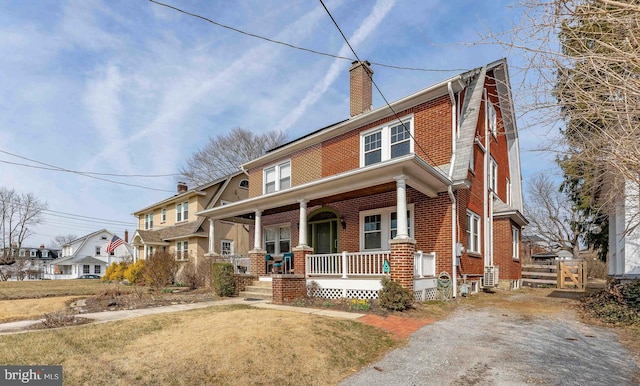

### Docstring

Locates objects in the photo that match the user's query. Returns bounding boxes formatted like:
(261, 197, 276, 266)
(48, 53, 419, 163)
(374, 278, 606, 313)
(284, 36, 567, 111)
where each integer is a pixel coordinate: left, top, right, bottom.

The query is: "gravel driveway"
(341, 295, 639, 386)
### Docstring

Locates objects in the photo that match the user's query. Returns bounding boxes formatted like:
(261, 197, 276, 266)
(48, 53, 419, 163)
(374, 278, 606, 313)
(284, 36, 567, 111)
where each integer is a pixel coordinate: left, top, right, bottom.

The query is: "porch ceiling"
(198, 154, 451, 221)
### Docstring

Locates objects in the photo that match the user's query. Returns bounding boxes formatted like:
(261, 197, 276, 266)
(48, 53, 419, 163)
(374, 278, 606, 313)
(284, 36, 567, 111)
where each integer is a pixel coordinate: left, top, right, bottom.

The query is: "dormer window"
(239, 179, 249, 189)
(30, 250, 37, 257)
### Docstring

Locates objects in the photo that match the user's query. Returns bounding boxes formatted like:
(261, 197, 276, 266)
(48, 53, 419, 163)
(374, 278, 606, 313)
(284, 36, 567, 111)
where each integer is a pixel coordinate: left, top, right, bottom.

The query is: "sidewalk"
(0, 298, 363, 335)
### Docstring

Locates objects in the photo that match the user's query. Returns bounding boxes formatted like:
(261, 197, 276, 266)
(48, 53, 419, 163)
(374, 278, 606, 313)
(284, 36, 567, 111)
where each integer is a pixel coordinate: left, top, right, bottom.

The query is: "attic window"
(101, 235, 107, 240)
(488, 101, 497, 136)
(239, 179, 249, 189)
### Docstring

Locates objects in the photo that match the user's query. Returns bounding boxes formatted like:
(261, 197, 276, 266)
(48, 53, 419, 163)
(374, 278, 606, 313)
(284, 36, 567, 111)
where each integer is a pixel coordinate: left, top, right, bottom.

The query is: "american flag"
(106, 235, 124, 254)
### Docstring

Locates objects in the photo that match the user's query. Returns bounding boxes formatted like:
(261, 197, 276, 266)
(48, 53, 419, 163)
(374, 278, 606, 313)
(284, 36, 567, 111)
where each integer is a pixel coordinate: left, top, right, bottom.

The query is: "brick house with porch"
(197, 58, 527, 303)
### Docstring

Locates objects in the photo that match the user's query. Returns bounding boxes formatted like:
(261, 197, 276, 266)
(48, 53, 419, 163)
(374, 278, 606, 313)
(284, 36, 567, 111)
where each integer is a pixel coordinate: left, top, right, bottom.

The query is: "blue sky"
(0, 0, 557, 247)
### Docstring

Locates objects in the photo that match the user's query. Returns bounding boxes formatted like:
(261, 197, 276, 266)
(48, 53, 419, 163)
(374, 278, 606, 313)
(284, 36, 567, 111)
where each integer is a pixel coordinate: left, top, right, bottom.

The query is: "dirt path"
(341, 290, 640, 386)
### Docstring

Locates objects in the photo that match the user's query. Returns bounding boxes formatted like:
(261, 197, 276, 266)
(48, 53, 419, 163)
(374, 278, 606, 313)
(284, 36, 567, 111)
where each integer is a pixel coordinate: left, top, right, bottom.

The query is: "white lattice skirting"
(414, 288, 438, 301)
(308, 287, 379, 300)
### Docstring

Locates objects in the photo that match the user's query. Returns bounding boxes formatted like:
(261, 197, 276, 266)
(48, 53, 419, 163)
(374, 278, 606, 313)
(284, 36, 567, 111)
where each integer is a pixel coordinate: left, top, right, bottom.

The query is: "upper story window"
(101, 235, 107, 240)
(489, 157, 498, 194)
(19, 249, 25, 257)
(42, 250, 48, 258)
(264, 225, 291, 255)
(506, 178, 511, 205)
(161, 208, 166, 223)
(30, 250, 37, 257)
(264, 161, 291, 194)
(360, 117, 413, 167)
(239, 179, 249, 189)
(488, 100, 497, 136)
(176, 201, 189, 222)
(466, 211, 481, 254)
(95, 246, 101, 256)
(144, 213, 153, 230)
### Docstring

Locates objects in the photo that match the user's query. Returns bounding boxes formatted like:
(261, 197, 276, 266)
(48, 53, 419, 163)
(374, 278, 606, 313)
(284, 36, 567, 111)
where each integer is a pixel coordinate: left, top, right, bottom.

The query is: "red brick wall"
(492, 218, 521, 280)
(272, 275, 306, 304)
(486, 71, 511, 204)
(246, 95, 454, 199)
(390, 240, 416, 291)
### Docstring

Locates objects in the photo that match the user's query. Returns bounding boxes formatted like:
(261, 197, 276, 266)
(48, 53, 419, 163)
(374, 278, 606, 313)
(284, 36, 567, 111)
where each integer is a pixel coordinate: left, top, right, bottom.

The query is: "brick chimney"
(124, 230, 129, 243)
(349, 60, 373, 117)
(177, 182, 188, 193)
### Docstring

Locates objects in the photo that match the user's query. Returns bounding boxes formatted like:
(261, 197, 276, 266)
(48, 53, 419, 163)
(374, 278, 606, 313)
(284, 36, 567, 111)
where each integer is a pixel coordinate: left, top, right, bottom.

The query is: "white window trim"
(359, 204, 414, 251)
(176, 241, 189, 260)
(512, 226, 520, 260)
(263, 223, 292, 255)
(359, 115, 414, 167)
(176, 201, 189, 223)
(489, 157, 498, 194)
(506, 178, 511, 205)
(488, 100, 497, 137)
(263, 160, 291, 194)
(221, 239, 233, 255)
(466, 211, 481, 255)
(30, 250, 37, 257)
(83, 265, 90, 274)
(239, 179, 249, 189)
(161, 208, 167, 223)
(144, 213, 153, 230)
(95, 247, 101, 256)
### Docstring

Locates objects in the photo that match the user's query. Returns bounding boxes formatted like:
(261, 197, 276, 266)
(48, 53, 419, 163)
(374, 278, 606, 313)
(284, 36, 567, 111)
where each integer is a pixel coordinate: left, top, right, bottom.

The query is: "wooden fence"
(522, 260, 587, 290)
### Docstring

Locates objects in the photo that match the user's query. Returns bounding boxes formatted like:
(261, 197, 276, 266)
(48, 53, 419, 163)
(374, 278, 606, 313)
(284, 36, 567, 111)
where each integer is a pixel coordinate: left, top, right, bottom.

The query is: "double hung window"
(361, 117, 413, 167)
(489, 157, 498, 194)
(264, 161, 291, 194)
(512, 227, 520, 260)
(360, 205, 414, 250)
(177, 202, 189, 222)
(176, 241, 188, 260)
(466, 211, 481, 254)
(264, 225, 291, 255)
(221, 240, 233, 255)
(144, 213, 153, 230)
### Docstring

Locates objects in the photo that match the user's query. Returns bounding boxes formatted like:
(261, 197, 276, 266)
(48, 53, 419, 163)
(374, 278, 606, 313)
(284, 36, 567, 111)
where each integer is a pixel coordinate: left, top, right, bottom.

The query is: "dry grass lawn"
(0, 296, 82, 323)
(0, 279, 113, 300)
(0, 304, 395, 385)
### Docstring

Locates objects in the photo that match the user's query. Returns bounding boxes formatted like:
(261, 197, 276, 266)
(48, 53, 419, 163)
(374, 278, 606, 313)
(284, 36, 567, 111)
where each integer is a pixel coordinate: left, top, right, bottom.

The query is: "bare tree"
(481, 0, 640, 245)
(179, 127, 288, 187)
(51, 234, 77, 249)
(0, 187, 48, 253)
(525, 173, 588, 256)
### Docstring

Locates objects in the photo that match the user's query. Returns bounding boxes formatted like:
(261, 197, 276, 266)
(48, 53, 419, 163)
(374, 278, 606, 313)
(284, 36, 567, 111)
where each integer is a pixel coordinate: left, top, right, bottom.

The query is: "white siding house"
(43, 229, 133, 279)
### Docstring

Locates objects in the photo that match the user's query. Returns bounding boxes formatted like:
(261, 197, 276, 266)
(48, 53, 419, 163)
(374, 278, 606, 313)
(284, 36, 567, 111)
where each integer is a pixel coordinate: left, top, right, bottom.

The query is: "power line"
(318, 0, 452, 179)
(148, 0, 467, 73)
(0, 148, 176, 193)
(0, 159, 178, 178)
(44, 209, 135, 226)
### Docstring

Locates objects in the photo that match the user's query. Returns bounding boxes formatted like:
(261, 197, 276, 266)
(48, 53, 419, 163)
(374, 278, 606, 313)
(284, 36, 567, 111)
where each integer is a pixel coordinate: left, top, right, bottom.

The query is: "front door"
(314, 221, 336, 254)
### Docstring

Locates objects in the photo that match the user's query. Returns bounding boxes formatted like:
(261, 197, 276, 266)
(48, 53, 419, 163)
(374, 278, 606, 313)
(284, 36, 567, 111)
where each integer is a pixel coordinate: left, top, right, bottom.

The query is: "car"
(78, 274, 101, 279)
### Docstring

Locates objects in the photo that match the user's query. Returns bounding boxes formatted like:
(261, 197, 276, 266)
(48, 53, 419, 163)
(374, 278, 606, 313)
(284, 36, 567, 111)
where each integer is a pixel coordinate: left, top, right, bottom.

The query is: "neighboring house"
(197, 58, 527, 301)
(0, 245, 60, 280)
(43, 229, 133, 279)
(608, 180, 640, 279)
(130, 172, 250, 267)
(522, 235, 574, 262)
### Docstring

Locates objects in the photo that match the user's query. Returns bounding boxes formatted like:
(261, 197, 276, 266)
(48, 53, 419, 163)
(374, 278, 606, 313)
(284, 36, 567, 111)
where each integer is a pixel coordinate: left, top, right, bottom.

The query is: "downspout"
(483, 89, 492, 267)
(447, 81, 458, 298)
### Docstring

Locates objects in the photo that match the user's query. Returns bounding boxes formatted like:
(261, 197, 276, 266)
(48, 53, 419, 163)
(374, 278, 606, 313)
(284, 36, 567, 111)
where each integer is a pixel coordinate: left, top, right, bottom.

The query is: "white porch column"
(253, 210, 262, 250)
(208, 218, 215, 254)
(298, 200, 309, 247)
(394, 175, 410, 239)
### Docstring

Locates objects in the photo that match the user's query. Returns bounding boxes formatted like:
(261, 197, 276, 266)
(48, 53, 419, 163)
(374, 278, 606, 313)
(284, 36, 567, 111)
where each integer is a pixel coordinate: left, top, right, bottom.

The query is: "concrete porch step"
(239, 280, 273, 301)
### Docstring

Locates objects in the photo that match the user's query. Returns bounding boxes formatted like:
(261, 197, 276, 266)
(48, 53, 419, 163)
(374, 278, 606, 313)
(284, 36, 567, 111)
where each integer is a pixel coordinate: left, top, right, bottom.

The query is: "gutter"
(447, 81, 458, 298)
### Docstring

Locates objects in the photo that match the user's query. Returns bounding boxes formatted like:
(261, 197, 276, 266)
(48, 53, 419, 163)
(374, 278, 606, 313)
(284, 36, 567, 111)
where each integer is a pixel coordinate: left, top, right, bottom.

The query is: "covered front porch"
(197, 155, 455, 303)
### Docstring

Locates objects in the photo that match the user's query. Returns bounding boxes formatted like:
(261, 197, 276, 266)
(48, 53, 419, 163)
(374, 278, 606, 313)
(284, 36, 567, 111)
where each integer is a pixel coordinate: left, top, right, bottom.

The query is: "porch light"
(340, 216, 346, 230)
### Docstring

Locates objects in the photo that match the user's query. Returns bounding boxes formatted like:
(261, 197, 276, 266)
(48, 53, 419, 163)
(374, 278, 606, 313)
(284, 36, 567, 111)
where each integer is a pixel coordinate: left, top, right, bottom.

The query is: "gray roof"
(136, 221, 206, 245)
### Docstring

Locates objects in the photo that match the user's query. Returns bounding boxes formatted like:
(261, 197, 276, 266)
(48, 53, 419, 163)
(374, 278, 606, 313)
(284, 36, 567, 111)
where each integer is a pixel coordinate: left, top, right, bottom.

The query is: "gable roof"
(134, 221, 206, 245)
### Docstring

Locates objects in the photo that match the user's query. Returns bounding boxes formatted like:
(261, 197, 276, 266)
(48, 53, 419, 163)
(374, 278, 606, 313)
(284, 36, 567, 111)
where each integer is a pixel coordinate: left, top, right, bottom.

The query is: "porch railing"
(414, 251, 436, 277)
(223, 255, 250, 274)
(306, 251, 390, 278)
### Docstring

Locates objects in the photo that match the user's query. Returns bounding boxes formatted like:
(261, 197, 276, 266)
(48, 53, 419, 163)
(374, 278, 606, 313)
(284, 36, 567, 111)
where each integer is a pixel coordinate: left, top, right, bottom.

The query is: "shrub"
(212, 262, 235, 297)
(103, 262, 129, 282)
(177, 256, 206, 290)
(581, 279, 640, 325)
(378, 276, 413, 312)
(143, 251, 179, 292)
(124, 260, 145, 285)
